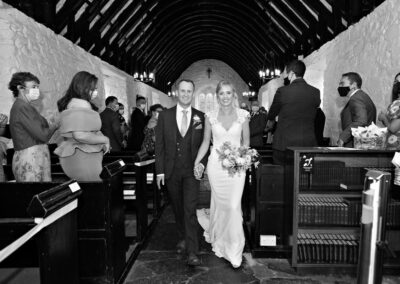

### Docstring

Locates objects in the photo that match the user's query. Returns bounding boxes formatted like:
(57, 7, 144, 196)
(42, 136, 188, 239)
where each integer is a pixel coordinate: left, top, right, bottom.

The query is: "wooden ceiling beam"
(147, 30, 265, 78)
(124, 0, 288, 58)
(138, 19, 270, 70)
(55, 0, 86, 33)
(95, 0, 159, 55)
(155, 39, 258, 84)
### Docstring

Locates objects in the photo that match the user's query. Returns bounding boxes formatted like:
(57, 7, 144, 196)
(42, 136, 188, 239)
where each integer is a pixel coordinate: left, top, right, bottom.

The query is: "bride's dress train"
(197, 108, 249, 267)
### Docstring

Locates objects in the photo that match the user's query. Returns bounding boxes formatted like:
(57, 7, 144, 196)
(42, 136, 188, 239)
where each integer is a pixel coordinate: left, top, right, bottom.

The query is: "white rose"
(222, 158, 233, 168)
(224, 149, 231, 155)
(236, 157, 245, 166)
(245, 155, 252, 164)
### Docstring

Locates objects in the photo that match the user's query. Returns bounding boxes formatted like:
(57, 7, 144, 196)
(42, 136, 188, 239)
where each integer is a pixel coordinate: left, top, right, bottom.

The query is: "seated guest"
(378, 73, 400, 149)
(8, 72, 58, 181)
(249, 101, 267, 147)
(140, 104, 164, 156)
(100, 96, 124, 152)
(0, 114, 7, 182)
(55, 71, 110, 181)
(118, 103, 129, 146)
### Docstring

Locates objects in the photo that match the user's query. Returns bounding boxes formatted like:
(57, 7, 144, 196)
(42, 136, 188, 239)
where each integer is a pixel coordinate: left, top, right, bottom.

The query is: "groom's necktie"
(180, 110, 188, 137)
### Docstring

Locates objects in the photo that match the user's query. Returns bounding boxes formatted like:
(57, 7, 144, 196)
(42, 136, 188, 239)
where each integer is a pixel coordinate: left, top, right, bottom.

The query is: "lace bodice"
(206, 108, 250, 148)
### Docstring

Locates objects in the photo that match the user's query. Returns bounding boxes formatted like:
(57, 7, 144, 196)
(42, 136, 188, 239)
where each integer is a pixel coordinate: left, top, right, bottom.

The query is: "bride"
(194, 80, 250, 268)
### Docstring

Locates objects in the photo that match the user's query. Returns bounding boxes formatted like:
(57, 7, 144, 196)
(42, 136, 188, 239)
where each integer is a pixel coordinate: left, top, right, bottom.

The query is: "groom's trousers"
(166, 166, 200, 254)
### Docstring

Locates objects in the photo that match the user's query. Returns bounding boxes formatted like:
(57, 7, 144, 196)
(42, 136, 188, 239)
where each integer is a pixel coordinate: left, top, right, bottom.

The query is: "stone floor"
(124, 206, 400, 284)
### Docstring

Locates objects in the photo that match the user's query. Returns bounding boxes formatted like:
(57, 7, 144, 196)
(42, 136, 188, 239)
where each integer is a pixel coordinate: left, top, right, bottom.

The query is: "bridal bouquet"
(216, 141, 259, 176)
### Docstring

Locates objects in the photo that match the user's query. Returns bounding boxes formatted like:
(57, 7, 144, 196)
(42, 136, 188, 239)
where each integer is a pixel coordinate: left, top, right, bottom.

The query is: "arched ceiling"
(5, 0, 384, 92)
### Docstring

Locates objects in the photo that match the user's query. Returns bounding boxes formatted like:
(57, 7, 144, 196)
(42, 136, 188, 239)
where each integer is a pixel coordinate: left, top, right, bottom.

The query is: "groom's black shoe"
(176, 240, 186, 254)
(187, 253, 201, 266)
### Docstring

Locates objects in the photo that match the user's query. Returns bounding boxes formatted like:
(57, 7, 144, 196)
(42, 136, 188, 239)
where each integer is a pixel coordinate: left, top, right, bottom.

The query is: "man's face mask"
(337, 86, 351, 97)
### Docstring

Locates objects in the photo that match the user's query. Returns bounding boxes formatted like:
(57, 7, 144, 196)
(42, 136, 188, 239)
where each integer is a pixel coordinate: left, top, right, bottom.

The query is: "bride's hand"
(194, 163, 205, 180)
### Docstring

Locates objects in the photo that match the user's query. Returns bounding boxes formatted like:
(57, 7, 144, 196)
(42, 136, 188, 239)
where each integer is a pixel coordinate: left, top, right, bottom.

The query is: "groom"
(155, 79, 208, 266)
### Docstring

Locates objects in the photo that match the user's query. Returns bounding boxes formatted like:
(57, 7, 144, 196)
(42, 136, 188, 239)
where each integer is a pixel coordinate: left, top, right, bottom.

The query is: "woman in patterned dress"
(378, 73, 400, 149)
(8, 72, 58, 181)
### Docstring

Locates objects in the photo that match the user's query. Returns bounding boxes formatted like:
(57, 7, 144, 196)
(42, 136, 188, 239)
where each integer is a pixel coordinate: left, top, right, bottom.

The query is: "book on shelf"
(297, 233, 359, 264)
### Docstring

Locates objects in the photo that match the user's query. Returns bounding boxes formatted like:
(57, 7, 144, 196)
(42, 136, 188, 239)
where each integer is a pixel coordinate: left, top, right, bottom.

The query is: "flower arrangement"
(216, 141, 259, 176)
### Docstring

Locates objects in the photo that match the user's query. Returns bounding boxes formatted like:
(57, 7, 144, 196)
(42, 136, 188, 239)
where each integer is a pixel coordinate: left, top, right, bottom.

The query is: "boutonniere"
(192, 114, 201, 125)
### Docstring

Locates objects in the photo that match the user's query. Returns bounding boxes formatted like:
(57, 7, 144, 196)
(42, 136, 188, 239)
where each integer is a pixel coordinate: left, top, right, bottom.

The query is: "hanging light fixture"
(167, 90, 178, 97)
(259, 52, 281, 81)
(242, 91, 256, 97)
(133, 71, 154, 83)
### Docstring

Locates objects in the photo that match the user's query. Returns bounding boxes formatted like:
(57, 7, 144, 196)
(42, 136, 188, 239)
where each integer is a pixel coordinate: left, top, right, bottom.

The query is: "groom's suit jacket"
(155, 106, 208, 179)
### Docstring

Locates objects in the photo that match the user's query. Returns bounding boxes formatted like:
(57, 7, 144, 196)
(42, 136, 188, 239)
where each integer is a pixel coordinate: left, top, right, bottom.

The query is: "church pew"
(0, 181, 81, 284)
(0, 161, 128, 284)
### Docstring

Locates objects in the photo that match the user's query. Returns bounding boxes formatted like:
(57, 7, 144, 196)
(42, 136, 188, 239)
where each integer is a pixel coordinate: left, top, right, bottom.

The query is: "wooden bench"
(0, 181, 81, 284)
(0, 160, 129, 284)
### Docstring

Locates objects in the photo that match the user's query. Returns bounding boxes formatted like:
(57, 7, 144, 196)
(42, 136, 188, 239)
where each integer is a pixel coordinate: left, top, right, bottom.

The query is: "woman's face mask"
(26, 88, 40, 101)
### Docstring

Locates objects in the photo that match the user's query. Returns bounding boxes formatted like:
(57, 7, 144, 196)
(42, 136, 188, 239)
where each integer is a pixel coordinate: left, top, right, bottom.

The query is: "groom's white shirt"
(176, 103, 192, 134)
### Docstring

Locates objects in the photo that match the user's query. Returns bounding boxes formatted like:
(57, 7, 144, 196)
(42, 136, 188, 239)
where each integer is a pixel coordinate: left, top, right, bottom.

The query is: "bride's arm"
(194, 116, 212, 165)
(242, 117, 250, 147)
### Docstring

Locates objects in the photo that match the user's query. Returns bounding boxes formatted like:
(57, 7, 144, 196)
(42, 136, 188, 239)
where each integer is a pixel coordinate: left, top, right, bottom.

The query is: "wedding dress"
(198, 108, 249, 267)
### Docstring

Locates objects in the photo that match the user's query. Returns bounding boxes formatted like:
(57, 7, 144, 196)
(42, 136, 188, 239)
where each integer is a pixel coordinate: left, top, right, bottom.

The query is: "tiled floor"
(124, 206, 400, 284)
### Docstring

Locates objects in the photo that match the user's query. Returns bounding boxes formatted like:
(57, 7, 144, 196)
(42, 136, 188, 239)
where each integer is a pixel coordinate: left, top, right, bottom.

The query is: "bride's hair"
(216, 80, 239, 108)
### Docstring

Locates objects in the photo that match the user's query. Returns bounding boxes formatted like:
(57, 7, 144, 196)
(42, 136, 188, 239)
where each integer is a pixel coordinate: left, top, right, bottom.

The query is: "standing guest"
(315, 107, 326, 146)
(141, 104, 164, 156)
(128, 95, 147, 151)
(55, 71, 110, 181)
(378, 73, 400, 149)
(118, 103, 129, 146)
(337, 72, 376, 147)
(249, 101, 268, 147)
(259, 106, 268, 115)
(155, 79, 208, 266)
(240, 102, 250, 112)
(100, 96, 124, 152)
(8, 72, 58, 181)
(0, 114, 8, 182)
(267, 60, 321, 165)
(390, 72, 400, 102)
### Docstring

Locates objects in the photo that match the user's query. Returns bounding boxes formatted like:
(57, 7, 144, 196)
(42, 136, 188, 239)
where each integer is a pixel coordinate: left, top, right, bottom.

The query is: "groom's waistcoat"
(174, 124, 193, 170)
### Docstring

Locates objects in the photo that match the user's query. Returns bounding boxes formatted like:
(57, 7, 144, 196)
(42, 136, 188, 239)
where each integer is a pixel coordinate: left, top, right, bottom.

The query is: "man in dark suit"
(337, 72, 376, 147)
(128, 95, 147, 151)
(249, 100, 267, 147)
(155, 79, 208, 266)
(100, 96, 124, 152)
(267, 60, 321, 165)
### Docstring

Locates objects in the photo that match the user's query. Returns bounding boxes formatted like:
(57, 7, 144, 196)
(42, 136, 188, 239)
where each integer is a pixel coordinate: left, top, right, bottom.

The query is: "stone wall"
(0, 3, 172, 126)
(303, 0, 400, 142)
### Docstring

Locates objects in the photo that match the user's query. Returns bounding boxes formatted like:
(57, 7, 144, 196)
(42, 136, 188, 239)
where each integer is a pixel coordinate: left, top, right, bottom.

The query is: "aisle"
(123, 206, 397, 284)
